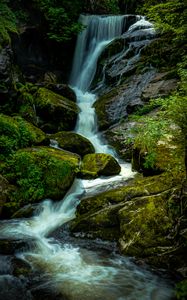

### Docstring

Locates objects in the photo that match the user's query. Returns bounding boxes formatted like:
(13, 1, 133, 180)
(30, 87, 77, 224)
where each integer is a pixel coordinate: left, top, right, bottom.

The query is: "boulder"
(71, 174, 184, 267)
(79, 153, 121, 179)
(47, 83, 77, 102)
(51, 131, 95, 157)
(1, 147, 80, 216)
(34, 87, 79, 133)
(0, 275, 32, 300)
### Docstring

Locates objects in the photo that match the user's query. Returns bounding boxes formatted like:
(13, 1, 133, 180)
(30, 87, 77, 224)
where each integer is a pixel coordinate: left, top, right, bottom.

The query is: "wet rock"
(0, 238, 33, 255)
(79, 153, 121, 179)
(94, 70, 156, 130)
(47, 84, 77, 102)
(50, 131, 95, 157)
(11, 204, 39, 219)
(11, 257, 32, 277)
(34, 88, 79, 133)
(104, 121, 136, 161)
(0, 275, 32, 300)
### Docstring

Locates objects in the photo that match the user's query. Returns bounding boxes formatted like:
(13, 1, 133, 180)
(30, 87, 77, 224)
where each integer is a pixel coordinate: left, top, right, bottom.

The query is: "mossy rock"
(51, 131, 95, 157)
(118, 191, 174, 257)
(71, 173, 182, 250)
(79, 153, 121, 178)
(0, 114, 49, 160)
(1, 147, 80, 216)
(34, 87, 79, 133)
(94, 88, 118, 130)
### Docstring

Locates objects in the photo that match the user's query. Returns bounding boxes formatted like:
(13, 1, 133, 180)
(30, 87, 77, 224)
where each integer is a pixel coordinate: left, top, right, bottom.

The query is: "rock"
(11, 204, 38, 219)
(50, 131, 95, 157)
(94, 70, 156, 130)
(47, 84, 77, 102)
(71, 173, 177, 241)
(0, 46, 12, 82)
(34, 87, 79, 133)
(142, 78, 178, 101)
(0, 275, 32, 300)
(104, 121, 136, 161)
(0, 239, 33, 255)
(79, 153, 121, 178)
(118, 192, 173, 257)
(1, 147, 80, 216)
(71, 173, 187, 269)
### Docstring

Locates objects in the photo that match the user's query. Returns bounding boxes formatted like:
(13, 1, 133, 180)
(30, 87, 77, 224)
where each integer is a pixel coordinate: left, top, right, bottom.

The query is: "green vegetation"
(0, 0, 17, 47)
(0, 114, 47, 160)
(1, 147, 79, 214)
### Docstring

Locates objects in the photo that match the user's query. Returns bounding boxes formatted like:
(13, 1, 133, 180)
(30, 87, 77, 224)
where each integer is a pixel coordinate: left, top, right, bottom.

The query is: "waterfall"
(70, 14, 125, 92)
(0, 15, 174, 300)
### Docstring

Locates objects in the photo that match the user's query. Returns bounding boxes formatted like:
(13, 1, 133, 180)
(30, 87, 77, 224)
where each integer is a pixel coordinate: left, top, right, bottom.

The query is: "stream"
(0, 15, 175, 300)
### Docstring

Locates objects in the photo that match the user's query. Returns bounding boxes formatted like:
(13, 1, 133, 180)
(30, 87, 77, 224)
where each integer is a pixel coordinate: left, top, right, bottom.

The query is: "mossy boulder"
(118, 191, 174, 257)
(71, 173, 184, 265)
(34, 87, 79, 133)
(0, 114, 49, 160)
(1, 147, 80, 217)
(79, 153, 121, 179)
(51, 131, 95, 157)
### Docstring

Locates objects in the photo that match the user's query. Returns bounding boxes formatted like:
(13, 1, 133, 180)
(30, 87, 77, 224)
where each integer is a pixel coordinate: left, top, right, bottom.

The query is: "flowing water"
(0, 15, 174, 300)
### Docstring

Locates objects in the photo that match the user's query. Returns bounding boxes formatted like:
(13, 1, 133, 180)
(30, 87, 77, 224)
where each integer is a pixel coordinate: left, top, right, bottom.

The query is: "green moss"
(0, 114, 48, 160)
(51, 131, 95, 157)
(80, 153, 121, 178)
(1, 147, 80, 215)
(0, 3, 17, 47)
(118, 192, 174, 257)
(34, 88, 79, 132)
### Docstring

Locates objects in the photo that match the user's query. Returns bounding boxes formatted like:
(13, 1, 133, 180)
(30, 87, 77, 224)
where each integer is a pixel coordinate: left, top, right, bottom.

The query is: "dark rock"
(47, 84, 77, 102)
(0, 275, 32, 300)
(104, 121, 136, 161)
(50, 131, 95, 157)
(34, 88, 79, 133)
(0, 46, 12, 81)
(0, 238, 33, 255)
(11, 204, 39, 219)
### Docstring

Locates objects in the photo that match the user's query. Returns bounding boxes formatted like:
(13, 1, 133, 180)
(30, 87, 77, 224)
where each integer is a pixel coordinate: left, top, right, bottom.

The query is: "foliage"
(0, 0, 17, 46)
(0, 114, 46, 160)
(33, 0, 84, 41)
(140, 1, 186, 36)
(2, 148, 75, 206)
(176, 280, 187, 300)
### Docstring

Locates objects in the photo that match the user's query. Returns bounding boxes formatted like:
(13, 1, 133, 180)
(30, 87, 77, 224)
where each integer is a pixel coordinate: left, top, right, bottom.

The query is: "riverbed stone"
(51, 131, 95, 157)
(34, 87, 79, 133)
(79, 153, 121, 179)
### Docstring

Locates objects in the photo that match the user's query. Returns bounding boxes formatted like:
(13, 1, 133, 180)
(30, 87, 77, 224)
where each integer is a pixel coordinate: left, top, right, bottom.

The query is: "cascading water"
(0, 15, 174, 300)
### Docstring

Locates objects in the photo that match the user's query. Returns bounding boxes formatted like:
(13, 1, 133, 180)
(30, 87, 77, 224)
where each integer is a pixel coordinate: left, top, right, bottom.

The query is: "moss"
(51, 131, 95, 157)
(80, 153, 121, 178)
(0, 114, 48, 160)
(34, 88, 79, 132)
(1, 147, 80, 216)
(118, 191, 174, 257)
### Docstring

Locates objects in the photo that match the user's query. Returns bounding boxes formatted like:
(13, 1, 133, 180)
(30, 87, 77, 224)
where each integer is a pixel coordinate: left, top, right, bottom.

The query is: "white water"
(0, 15, 174, 299)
